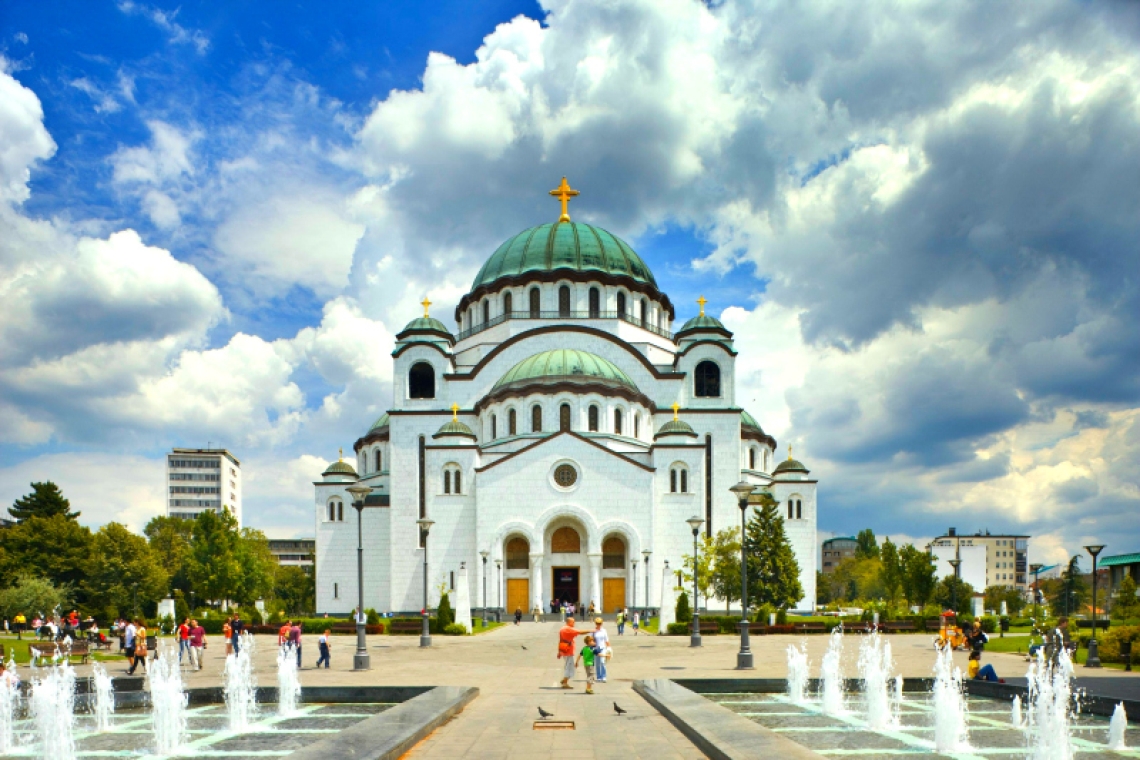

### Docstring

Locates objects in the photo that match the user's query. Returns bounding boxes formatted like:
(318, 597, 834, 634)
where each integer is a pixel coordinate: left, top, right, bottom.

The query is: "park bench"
(795, 623, 828, 634)
(389, 620, 424, 635)
(882, 621, 916, 633)
(67, 642, 91, 665)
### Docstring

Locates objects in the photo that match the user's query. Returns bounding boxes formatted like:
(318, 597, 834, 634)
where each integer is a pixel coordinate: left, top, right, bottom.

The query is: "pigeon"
(521, 645, 528, 650)
(538, 706, 554, 719)
(613, 702, 627, 716)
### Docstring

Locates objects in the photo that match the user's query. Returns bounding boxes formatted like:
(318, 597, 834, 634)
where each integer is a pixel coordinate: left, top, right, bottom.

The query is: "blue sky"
(2, 0, 1139, 565)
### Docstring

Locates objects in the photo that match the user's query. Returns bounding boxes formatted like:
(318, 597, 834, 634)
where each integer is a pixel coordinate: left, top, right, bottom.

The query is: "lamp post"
(346, 484, 373, 670)
(643, 550, 651, 616)
(480, 550, 490, 628)
(687, 516, 704, 647)
(417, 518, 435, 647)
(1085, 545, 1106, 668)
(730, 481, 756, 669)
(632, 559, 639, 608)
(496, 559, 502, 612)
(948, 559, 962, 615)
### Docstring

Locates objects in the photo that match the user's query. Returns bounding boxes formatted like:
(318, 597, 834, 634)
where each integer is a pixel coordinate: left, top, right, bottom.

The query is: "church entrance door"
(602, 578, 626, 613)
(552, 566, 579, 607)
(506, 579, 529, 614)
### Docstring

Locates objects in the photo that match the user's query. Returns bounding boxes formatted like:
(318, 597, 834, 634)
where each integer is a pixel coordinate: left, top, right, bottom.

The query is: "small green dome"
(655, 418, 696, 438)
(322, 460, 358, 477)
(368, 413, 390, 433)
(741, 410, 763, 432)
(435, 419, 476, 438)
(492, 349, 638, 393)
(400, 316, 452, 336)
(678, 313, 726, 333)
(472, 222, 656, 291)
(773, 457, 809, 474)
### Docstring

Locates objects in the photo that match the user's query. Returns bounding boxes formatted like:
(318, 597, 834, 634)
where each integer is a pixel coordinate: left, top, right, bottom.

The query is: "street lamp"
(1085, 545, 1106, 668)
(686, 516, 704, 647)
(948, 559, 962, 615)
(417, 518, 435, 647)
(496, 559, 502, 611)
(730, 481, 756, 669)
(632, 559, 639, 608)
(643, 550, 652, 617)
(346, 484, 373, 670)
(1029, 563, 1044, 633)
(480, 550, 490, 628)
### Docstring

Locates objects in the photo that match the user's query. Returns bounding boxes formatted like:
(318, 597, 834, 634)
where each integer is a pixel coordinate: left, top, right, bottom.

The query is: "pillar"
(530, 553, 544, 611)
(588, 553, 602, 610)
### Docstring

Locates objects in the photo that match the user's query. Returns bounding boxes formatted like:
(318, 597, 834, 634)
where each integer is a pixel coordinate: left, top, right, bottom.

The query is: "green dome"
(368, 413, 390, 433)
(655, 418, 696, 438)
(492, 349, 637, 393)
(435, 419, 476, 437)
(740, 410, 763, 432)
(472, 222, 656, 291)
(322, 460, 358, 477)
(773, 457, 809, 474)
(678, 313, 726, 333)
(400, 317, 452, 335)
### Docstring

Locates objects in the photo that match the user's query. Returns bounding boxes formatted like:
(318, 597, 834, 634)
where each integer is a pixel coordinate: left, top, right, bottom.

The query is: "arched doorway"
(550, 525, 581, 608)
(601, 535, 627, 613)
(504, 536, 530, 614)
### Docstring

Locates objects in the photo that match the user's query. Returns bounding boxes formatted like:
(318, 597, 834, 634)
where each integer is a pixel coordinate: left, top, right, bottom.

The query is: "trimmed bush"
(443, 623, 467, 636)
(437, 594, 454, 629)
(1100, 626, 1140, 663)
(675, 592, 691, 624)
(666, 622, 689, 636)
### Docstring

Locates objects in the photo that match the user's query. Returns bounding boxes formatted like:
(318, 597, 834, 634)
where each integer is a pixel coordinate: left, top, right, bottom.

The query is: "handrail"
(456, 311, 675, 342)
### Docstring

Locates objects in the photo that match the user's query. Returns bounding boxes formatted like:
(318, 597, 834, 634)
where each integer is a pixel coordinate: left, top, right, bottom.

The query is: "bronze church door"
(506, 579, 529, 614)
(602, 578, 626, 613)
(552, 567, 579, 606)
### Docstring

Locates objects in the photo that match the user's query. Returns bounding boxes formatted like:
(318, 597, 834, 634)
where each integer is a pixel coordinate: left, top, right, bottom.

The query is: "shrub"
(667, 622, 689, 636)
(1100, 626, 1140, 663)
(979, 617, 996, 634)
(675, 592, 692, 624)
(437, 593, 454, 629)
(776, 608, 788, 625)
(365, 608, 381, 625)
(442, 623, 467, 636)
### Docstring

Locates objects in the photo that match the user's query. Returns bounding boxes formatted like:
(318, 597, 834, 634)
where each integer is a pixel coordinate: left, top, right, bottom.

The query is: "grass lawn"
(469, 620, 507, 635)
(0, 635, 127, 666)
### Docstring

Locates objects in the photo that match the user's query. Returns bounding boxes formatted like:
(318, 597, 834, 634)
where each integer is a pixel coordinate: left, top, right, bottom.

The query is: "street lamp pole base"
(690, 612, 702, 647)
(737, 652, 754, 669)
(737, 621, 754, 669)
(1086, 638, 1102, 668)
(419, 635, 432, 647)
(353, 652, 371, 670)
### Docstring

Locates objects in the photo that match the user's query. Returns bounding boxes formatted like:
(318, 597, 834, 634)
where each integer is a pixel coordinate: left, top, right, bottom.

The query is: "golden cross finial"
(788, 444, 793, 461)
(672, 402, 680, 420)
(697, 296, 707, 316)
(421, 297, 432, 318)
(451, 403, 459, 421)
(549, 176, 580, 223)
(338, 447, 343, 462)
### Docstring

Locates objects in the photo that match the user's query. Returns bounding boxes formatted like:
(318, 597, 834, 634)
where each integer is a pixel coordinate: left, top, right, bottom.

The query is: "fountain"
(1011, 694, 1023, 728)
(819, 626, 845, 716)
(931, 644, 969, 753)
(1025, 645, 1074, 760)
(786, 642, 810, 704)
(277, 643, 302, 715)
(91, 661, 115, 732)
(29, 657, 78, 760)
(150, 645, 188, 754)
(858, 629, 896, 730)
(225, 631, 258, 730)
(1108, 702, 1128, 750)
(0, 657, 18, 754)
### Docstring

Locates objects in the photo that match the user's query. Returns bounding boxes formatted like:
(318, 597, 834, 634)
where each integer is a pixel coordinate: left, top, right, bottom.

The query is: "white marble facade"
(314, 200, 818, 615)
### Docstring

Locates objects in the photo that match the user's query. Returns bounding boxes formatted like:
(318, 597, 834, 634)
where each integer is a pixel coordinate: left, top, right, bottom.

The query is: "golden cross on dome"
(338, 447, 343, 462)
(549, 176, 580, 223)
(788, 444, 793, 461)
(672, 402, 680, 421)
(421, 297, 432, 318)
(451, 403, 459, 421)
(697, 296, 707, 316)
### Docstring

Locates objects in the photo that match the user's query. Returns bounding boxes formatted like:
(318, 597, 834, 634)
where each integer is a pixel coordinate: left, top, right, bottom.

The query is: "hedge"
(190, 618, 383, 636)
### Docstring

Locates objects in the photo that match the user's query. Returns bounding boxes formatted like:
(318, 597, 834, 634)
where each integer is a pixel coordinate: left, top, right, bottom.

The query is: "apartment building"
(931, 528, 1029, 591)
(166, 448, 242, 527)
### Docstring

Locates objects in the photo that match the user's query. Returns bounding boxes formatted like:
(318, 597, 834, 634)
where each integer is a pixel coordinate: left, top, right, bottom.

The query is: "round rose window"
(554, 464, 578, 487)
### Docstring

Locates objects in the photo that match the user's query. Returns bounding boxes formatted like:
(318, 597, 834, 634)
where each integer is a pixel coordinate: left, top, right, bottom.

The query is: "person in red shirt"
(557, 617, 591, 689)
(178, 618, 191, 665)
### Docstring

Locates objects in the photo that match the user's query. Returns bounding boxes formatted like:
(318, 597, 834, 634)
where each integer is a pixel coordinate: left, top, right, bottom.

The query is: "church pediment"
(475, 430, 654, 474)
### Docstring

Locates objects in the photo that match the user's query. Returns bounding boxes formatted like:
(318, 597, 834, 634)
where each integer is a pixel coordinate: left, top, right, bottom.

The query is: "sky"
(1, 0, 1139, 566)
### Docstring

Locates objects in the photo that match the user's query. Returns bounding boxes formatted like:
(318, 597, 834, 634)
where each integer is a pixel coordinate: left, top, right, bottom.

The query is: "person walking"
(289, 621, 302, 667)
(316, 629, 331, 669)
(223, 618, 233, 656)
(557, 616, 591, 689)
(124, 618, 137, 672)
(231, 614, 244, 655)
(189, 619, 206, 671)
(591, 617, 610, 683)
(632, 610, 640, 636)
(14, 612, 25, 640)
(178, 618, 191, 664)
(128, 619, 148, 675)
(617, 608, 627, 636)
(575, 634, 598, 694)
(514, 607, 523, 625)
(532, 603, 541, 623)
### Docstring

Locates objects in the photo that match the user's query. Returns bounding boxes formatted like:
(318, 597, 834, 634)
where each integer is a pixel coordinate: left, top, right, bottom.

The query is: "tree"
(145, 516, 194, 592)
(437, 592, 454, 627)
(899, 543, 938, 608)
(879, 538, 903, 606)
(743, 496, 803, 611)
(87, 523, 170, 621)
(855, 529, 879, 560)
(186, 509, 243, 605)
(934, 575, 976, 616)
(1049, 557, 1088, 617)
(681, 534, 717, 609)
(0, 515, 94, 605)
(816, 571, 832, 605)
(274, 566, 315, 615)
(675, 590, 692, 623)
(831, 556, 884, 602)
(709, 527, 742, 613)
(1112, 575, 1140, 620)
(234, 527, 276, 606)
(10, 481, 80, 521)
(985, 585, 1027, 616)
(0, 575, 72, 619)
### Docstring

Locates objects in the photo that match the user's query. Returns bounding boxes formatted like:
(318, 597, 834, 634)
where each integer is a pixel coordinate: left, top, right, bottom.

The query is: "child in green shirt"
(576, 635, 597, 694)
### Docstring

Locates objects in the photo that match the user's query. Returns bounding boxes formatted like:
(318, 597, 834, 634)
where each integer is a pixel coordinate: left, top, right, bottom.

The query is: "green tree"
(234, 527, 276, 606)
(710, 527, 742, 613)
(832, 556, 884, 602)
(9, 481, 80, 521)
(985, 585, 1027, 616)
(1112, 575, 1140, 620)
(274, 565, 315, 615)
(1049, 557, 1088, 617)
(186, 509, 243, 605)
(0, 575, 72, 619)
(899, 543, 938, 608)
(855, 528, 879, 560)
(681, 533, 717, 609)
(437, 592, 454, 628)
(816, 571, 832, 605)
(879, 538, 903, 606)
(743, 496, 803, 611)
(0, 515, 94, 604)
(675, 590, 692, 623)
(934, 575, 976, 616)
(86, 522, 170, 621)
(144, 515, 194, 592)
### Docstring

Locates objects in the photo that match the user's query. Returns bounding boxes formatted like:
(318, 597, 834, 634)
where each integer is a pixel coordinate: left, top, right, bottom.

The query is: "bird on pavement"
(538, 706, 553, 719)
(614, 702, 627, 716)
(521, 645, 528, 650)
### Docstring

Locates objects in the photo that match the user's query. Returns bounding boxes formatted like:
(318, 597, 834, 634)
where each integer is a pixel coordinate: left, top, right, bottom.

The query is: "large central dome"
(492, 349, 638, 392)
(472, 222, 657, 291)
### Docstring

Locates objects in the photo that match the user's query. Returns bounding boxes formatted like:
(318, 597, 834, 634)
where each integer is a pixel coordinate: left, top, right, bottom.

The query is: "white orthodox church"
(314, 179, 818, 616)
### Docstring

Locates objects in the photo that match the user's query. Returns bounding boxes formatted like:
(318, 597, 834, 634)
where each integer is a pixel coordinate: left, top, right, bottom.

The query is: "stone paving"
(41, 624, 1140, 759)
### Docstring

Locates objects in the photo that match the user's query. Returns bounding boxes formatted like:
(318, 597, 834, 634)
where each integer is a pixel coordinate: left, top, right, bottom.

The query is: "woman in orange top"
(223, 618, 233, 656)
(557, 617, 591, 689)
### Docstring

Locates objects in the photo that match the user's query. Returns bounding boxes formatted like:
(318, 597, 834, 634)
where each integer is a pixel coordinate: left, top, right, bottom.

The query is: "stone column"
(530, 553, 544, 612)
(587, 553, 602, 611)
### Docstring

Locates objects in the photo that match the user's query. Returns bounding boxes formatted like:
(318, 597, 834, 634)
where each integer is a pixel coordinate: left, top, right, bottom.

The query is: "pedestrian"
(124, 618, 138, 672)
(189, 619, 206, 671)
(0, 660, 20, 688)
(575, 634, 597, 694)
(591, 617, 610, 683)
(618, 607, 627, 636)
(316, 629, 331, 669)
(289, 620, 302, 667)
(223, 617, 233, 656)
(632, 610, 640, 636)
(231, 614, 244, 655)
(514, 607, 523, 625)
(1048, 617, 1073, 668)
(532, 603, 541, 623)
(557, 616, 591, 689)
(278, 621, 290, 646)
(14, 612, 25, 640)
(178, 618, 191, 664)
(128, 619, 148, 675)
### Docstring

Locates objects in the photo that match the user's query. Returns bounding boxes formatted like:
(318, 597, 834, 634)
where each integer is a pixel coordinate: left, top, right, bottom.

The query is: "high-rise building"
(821, 536, 858, 574)
(931, 528, 1029, 591)
(268, 538, 315, 567)
(166, 448, 242, 526)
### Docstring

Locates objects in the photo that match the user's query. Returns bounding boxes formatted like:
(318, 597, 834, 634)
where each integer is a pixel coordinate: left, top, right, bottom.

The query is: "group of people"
(556, 616, 613, 694)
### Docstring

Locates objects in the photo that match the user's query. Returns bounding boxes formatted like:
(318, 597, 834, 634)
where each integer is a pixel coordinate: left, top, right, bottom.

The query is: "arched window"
(505, 537, 529, 569)
(749, 448, 755, 470)
(509, 409, 517, 436)
(681, 470, 688, 493)
(559, 403, 571, 431)
(694, 360, 720, 397)
(504, 291, 512, 315)
(670, 465, 689, 493)
(337, 502, 343, 521)
(551, 526, 581, 553)
(558, 285, 570, 317)
(788, 500, 794, 519)
(409, 362, 436, 399)
(588, 405, 599, 432)
(614, 408, 623, 436)
(640, 298, 648, 326)
(602, 536, 626, 569)
(375, 449, 383, 472)
(328, 501, 337, 521)
(529, 288, 541, 317)
(589, 287, 600, 318)
(763, 449, 768, 471)
(455, 470, 462, 494)
(444, 465, 461, 494)
(483, 300, 490, 324)
(670, 470, 677, 493)
(634, 414, 640, 439)
(796, 499, 802, 519)
(532, 405, 542, 433)
(444, 470, 451, 494)
(491, 414, 497, 439)
(617, 292, 627, 319)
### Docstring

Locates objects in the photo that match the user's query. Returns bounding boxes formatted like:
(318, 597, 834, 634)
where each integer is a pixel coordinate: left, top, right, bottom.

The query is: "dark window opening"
(589, 287, 600, 318)
(681, 470, 688, 493)
(532, 405, 542, 432)
(504, 292, 512, 314)
(617, 292, 626, 318)
(749, 449, 755, 470)
(560, 403, 571, 431)
(509, 409, 517, 436)
(444, 470, 451, 494)
(602, 536, 626, 569)
(454, 470, 461, 494)
(505, 537, 529, 569)
(788, 500, 793, 519)
(337, 502, 343, 521)
(796, 499, 802, 519)
(483, 300, 490, 324)
(640, 298, 648, 326)
(409, 361, 436, 399)
(529, 288, 541, 317)
(491, 415, 497, 439)
(634, 414, 640, 438)
(670, 470, 677, 493)
(694, 360, 720, 397)
(558, 285, 570, 317)
(588, 405, 599, 432)
(614, 409, 623, 436)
